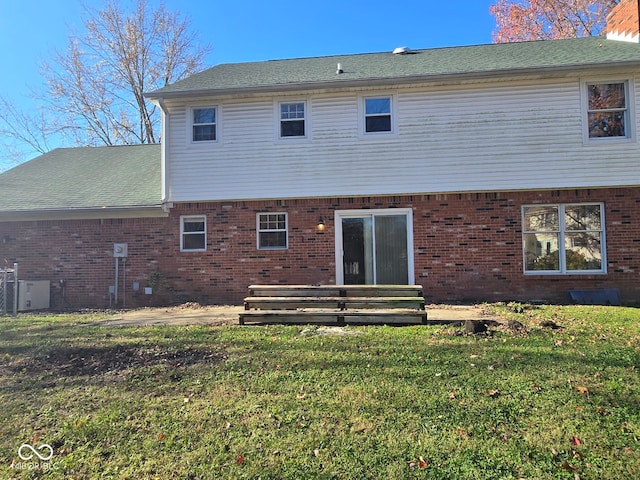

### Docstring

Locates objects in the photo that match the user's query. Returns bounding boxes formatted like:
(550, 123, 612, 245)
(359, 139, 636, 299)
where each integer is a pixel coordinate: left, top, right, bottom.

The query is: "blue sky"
(0, 0, 496, 169)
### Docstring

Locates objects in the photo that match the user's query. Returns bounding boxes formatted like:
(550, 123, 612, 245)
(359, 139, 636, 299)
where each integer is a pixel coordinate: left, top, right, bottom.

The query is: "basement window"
(257, 213, 288, 249)
(522, 203, 605, 274)
(181, 215, 206, 252)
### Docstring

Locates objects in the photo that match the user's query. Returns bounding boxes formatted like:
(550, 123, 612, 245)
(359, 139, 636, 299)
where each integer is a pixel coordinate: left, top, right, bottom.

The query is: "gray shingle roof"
(0, 144, 161, 214)
(148, 37, 640, 98)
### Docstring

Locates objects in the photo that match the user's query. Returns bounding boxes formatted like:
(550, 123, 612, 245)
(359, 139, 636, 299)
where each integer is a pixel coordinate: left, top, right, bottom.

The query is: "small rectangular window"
(586, 82, 628, 139)
(181, 215, 206, 251)
(523, 203, 605, 274)
(257, 213, 288, 249)
(192, 107, 216, 142)
(280, 102, 305, 137)
(365, 97, 392, 133)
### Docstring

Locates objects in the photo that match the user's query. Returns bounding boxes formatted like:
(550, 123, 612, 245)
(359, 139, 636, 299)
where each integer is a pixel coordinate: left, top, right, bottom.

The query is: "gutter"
(0, 205, 168, 222)
(150, 96, 173, 210)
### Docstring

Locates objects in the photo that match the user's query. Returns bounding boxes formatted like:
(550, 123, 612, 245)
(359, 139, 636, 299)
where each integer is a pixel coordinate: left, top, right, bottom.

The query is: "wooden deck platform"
(240, 285, 427, 325)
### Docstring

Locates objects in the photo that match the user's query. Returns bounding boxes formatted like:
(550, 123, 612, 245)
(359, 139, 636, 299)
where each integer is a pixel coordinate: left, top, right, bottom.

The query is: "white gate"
(0, 263, 18, 316)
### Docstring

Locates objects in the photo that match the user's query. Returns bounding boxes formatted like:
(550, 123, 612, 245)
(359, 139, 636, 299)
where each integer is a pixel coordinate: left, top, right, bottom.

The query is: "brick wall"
(607, 0, 640, 40)
(1, 187, 639, 309)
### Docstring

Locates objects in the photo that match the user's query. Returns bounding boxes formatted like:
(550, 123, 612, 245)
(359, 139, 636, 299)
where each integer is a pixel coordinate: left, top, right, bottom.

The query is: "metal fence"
(0, 263, 17, 316)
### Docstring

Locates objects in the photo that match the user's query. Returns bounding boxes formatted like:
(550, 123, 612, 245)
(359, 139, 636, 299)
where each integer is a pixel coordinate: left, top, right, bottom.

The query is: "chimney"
(606, 0, 640, 43)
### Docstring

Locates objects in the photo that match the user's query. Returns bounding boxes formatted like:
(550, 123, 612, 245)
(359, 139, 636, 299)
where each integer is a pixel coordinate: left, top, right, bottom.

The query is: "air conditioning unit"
(17, 280, 50, 311)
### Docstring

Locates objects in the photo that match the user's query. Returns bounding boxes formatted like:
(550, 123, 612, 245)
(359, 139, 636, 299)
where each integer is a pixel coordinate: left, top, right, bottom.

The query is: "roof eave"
(0, 205, 168, 222)
(144, 61, 640, 100)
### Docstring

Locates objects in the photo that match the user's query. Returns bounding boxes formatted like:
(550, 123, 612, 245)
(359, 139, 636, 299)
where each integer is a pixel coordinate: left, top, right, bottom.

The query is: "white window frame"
(359, 94, 397, 137)
(581, 78, 634, 144)
(189, 106, 218, 144)
(522, 203, 606, 275)
(257, 212, 288, 250)
(277, 100, 308, 139)
(180, 215, 207, 252)
(334, 208, 415, 285)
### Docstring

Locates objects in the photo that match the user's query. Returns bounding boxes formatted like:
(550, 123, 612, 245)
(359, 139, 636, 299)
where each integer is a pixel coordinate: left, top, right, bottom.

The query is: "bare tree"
(0, 0, 209, 166)
(490, 0, 620, 43)
(0, 96, 52, 158)
(45, 0, 209, 146)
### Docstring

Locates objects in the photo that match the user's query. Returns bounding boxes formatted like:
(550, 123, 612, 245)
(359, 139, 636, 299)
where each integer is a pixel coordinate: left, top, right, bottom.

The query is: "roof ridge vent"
(392, 46, 410, 55)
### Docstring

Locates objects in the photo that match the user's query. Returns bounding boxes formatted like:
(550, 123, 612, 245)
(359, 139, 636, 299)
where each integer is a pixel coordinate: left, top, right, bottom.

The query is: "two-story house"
(1, 0, 640, 309)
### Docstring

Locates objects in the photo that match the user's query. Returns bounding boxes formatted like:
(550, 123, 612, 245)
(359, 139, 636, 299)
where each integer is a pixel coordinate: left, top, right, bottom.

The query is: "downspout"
(156, 97, 173, 212)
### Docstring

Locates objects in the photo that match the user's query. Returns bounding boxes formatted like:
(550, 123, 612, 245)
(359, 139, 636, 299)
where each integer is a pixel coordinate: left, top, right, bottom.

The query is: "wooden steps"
(240, 285, 427, 325)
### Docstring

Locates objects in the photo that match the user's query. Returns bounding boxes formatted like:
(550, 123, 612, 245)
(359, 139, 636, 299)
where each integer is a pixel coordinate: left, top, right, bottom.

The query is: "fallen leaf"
(448, 391, 457, 399)
(313, 449, 320, 457)
(236, 455, 244, 465)
(157, 433, 165, 441)
(532, 384, 542, 392)
(576, 386, 589, 395)
(418, 456, 428, 468)
(597, 406, 610, 416)
(561, 460, 577, 472)
(486, 389, 500, 398)
(570, 436, 582, 446)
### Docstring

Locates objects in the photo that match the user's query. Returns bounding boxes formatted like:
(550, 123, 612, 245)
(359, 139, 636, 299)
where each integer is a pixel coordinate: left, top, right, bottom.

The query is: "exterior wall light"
(316, 217, 325, 233)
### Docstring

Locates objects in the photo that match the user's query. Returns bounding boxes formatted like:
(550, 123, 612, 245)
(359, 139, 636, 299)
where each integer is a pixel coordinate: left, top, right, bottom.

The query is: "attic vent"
(392, 46, 410, 55)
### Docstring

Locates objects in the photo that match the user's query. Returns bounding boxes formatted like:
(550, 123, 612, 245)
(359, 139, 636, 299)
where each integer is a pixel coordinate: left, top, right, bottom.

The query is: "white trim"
(521, 202, 606, 275)
(187, 105, 219, 145)
(358, 93, 398, 137)
(256, 212, 289, 250)
(180, 214, 207, 252)
(334, 208, 414, 285)
(275, 99, 309, 140)
(581, 77, 636, 145)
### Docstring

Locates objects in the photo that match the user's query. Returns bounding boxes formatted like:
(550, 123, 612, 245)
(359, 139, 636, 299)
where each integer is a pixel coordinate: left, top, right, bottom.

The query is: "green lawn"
(1, 304, 638, 479)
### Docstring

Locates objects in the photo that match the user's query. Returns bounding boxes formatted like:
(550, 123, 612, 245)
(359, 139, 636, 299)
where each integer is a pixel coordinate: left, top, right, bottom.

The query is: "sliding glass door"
(336, 209, 413, 285)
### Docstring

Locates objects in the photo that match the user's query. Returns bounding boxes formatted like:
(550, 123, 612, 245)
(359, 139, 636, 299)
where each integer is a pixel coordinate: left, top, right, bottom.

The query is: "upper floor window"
(192, 107, 217, 142)
(257, 213, 288, 249)
(585, 81, 629, 140)
(364, 96, 392, 133)
(280, 102, 306, 137)
(522, 203, 605, 274)
(181, 215, 206, 251)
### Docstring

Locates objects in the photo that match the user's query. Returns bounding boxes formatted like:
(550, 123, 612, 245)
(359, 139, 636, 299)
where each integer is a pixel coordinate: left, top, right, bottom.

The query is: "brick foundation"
(1, 187, 639, 309)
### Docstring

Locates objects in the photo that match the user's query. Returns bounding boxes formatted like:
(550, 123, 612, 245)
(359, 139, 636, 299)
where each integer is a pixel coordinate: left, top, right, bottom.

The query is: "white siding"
(164, 75, 640, 202)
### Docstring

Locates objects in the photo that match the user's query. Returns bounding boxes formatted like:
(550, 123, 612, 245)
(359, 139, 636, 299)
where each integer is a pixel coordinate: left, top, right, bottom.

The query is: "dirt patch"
(6, 344, 223, 379)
